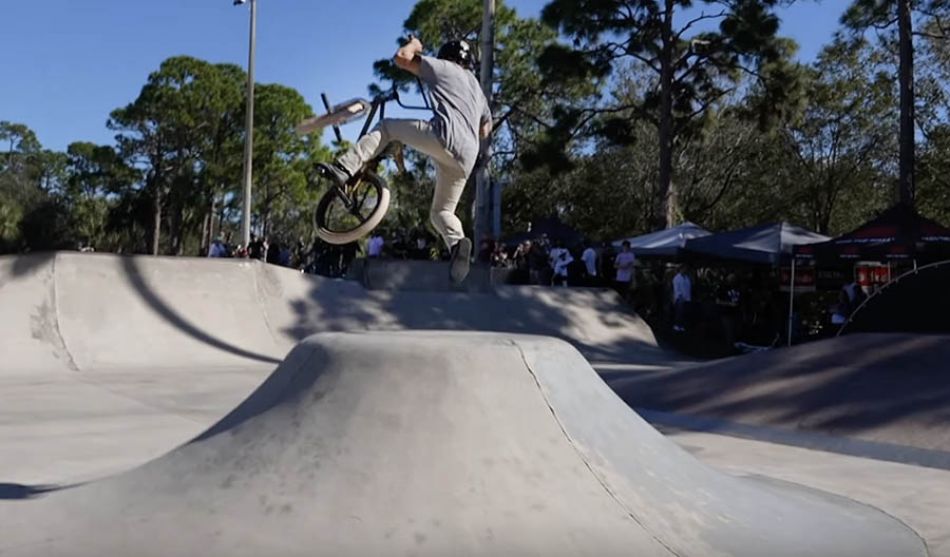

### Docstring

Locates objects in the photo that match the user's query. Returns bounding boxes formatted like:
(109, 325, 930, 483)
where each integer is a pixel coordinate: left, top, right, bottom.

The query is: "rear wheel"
(314, 171, 391, 245)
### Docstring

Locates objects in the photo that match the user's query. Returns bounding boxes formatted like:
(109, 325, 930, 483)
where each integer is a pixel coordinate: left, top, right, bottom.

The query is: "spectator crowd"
(206, 227, 862, 356)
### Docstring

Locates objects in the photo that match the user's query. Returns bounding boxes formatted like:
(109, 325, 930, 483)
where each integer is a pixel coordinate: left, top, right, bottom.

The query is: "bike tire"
(314, 171, 391, 245)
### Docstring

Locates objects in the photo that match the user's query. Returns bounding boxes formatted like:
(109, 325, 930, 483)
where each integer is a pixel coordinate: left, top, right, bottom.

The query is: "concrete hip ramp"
(0, 333, 925, 557)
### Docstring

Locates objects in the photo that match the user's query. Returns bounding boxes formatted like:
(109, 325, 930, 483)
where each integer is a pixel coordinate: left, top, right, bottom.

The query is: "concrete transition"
(0, 332, 927, 556)
(0, 253, 669, 488)
(0, 252, 664, 375)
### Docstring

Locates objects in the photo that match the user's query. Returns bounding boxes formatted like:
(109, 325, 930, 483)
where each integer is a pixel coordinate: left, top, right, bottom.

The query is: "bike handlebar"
(376, 85, 431, 112)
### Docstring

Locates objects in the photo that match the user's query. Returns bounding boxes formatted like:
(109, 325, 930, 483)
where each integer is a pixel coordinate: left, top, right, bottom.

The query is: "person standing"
(207, 238, 227, 258)
(247, 235, 265, 260)
(582, 244, 598, 286)
(367, 233, 385, 258)
(614, 241, 637, 299)
(549, 242, 574, 287)
(673, 264, 693, 332)
(716, 273, 742, 347)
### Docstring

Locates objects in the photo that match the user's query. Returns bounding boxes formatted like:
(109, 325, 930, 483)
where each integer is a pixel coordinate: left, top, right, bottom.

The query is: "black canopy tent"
(787, 203, 950, 345)
(793, 203, 950, 264)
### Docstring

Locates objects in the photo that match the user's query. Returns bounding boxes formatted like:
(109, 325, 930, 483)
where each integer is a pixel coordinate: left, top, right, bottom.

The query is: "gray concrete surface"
(0, 333, 926, 556)
(665, 429, 950, 557)
(0, 252, 672, 488)
(0, 253, 943, 556)
(0, 253, 667, 372)
(610, 333, 950, 456)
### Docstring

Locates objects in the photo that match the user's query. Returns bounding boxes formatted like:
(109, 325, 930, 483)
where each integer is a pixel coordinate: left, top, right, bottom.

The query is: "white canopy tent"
(612, 222, 711, 257)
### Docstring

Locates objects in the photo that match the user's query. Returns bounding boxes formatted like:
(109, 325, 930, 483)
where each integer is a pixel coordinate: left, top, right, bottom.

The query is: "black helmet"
(437, 40, 473, 67)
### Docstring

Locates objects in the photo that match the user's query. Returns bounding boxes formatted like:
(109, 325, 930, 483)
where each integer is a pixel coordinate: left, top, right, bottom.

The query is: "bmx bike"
(296, 84, 432, 245)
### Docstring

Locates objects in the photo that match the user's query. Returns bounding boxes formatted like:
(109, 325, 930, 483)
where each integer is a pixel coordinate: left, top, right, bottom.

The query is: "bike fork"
(332, 185, 354, 209)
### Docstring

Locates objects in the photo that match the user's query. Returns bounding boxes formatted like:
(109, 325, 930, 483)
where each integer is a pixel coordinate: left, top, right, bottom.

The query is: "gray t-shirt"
(419, 55, 491, 173)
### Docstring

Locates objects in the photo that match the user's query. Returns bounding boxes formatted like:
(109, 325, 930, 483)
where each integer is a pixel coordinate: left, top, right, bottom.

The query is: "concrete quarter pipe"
(0, 332, 926, 556)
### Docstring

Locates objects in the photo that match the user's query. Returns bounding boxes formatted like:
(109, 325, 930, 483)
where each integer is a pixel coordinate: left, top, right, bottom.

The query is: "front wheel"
(314, 171, 391, 245)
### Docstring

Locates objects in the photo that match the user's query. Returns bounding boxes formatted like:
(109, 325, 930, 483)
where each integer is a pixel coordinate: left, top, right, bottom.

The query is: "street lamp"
(474, 0, 496, 248)
(234, 0, 257, 250)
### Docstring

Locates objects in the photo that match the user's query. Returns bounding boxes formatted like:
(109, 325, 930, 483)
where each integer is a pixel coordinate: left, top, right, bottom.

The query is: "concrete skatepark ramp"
(0, 333, 926, 556)
(0, 253, 663, 374)
(0, 253, 669, 488)
(842, 260, 950, 335)
(610, 332, 950, 463)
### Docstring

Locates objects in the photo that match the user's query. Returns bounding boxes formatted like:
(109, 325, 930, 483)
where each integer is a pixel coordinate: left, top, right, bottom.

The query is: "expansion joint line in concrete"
(507, 340, 683, 557)
(50, 254, 80, 372)
(249, 262, 284, 354)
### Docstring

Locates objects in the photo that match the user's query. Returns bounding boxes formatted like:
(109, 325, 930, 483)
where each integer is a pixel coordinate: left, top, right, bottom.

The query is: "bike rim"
(321, 179, 384, 234)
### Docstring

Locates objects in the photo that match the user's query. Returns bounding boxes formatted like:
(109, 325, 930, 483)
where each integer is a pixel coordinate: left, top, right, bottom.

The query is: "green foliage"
(0, 122, 66, 251)
(365, 0, 601, 237)
(4, 5, 950, 256)
(1, 56, 331, 255)
(777, 38, 897, 233)
(538, 0, 806, 227)
(251, 84, 329, 243)
(918, 123, 950, 223)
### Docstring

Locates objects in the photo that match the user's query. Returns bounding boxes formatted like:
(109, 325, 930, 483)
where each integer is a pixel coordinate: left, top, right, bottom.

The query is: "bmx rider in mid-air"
(319, 36, 493, 284)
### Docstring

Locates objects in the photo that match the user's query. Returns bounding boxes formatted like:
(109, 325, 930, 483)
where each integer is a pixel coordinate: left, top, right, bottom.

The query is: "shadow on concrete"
(0, 483, 60, 500)
(280, 269, 675, 367)
(1, 251, 58, 279)
(843, 260, 950, 334)
(609, 333, 950, 452)
(119, 256, 281, 365)
(190, 342, 328, 443)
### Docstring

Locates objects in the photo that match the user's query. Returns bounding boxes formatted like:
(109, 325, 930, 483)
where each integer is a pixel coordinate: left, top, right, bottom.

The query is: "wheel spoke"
(316, 173, 385, 236)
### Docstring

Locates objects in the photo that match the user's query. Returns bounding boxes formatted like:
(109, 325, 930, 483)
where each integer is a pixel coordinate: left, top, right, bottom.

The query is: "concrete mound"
(0, 333, 925, 557)
(0, 253, 669, 486)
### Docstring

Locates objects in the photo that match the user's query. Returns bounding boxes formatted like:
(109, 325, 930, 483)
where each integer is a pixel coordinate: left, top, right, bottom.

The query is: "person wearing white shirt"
(582, 245, 598, 285)
(672, 264, 692, 332)
(614, 241, 637, 299)
(549, 243, 574, 287)
(367, 234, 385, 258)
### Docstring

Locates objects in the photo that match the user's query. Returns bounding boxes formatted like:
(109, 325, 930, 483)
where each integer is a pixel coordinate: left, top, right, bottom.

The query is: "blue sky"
(1, 0, 846, 152)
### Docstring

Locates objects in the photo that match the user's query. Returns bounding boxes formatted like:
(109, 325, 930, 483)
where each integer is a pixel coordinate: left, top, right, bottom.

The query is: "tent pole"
(787, 257, 796, 347)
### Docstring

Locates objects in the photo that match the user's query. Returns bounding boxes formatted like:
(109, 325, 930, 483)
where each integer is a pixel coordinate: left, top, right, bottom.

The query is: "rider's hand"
(395, 36, 424, 75)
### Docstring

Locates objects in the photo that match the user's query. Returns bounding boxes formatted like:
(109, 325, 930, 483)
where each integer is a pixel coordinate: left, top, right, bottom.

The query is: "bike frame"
(322, 80, 432, 145)
(320, 80, 432, 208)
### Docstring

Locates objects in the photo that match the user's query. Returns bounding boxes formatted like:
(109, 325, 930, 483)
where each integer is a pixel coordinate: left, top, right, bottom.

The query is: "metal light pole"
(474, 0, 496, 249)
(235, 0, 257, 249)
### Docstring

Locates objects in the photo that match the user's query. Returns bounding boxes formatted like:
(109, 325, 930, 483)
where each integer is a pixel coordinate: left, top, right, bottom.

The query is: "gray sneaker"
(449, 238, 472, 284)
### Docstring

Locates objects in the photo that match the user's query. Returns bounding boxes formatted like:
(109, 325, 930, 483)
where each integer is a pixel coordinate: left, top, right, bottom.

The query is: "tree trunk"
(656, 0, 677, 230)
(201, 211, 211, 256)
(898, 0, 915, 206)
(202, 194, 217, 255)
(170, 202, 184, 256)
(150, 186, 162, 256)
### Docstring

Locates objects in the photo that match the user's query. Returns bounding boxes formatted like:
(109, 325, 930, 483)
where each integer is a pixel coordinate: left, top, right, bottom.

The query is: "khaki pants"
(337, 119, 468, 249)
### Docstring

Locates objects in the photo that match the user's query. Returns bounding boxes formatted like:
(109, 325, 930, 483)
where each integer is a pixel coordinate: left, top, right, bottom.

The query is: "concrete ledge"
(359, 257, 495, 292)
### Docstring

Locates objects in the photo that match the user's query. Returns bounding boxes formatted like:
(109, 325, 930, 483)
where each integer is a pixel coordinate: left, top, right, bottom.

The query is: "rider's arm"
(394, 37, 423, 76)
(480, 118, 493, 140)
(479, 100, 493, 139)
